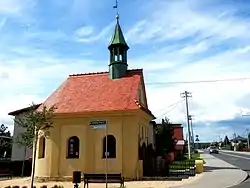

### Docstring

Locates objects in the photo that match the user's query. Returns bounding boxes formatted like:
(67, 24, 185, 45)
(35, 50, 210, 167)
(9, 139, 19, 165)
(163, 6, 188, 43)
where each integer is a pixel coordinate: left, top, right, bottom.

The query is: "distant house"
(8, 104, 41, 162)
(230, 135, 248, 151)
(230, 135, 247, 143)
(171, 124, 184, 152)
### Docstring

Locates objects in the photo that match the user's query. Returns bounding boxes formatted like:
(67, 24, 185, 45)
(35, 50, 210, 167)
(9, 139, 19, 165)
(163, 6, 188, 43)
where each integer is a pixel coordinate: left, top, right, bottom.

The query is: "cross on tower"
(113, 0, 119, 20)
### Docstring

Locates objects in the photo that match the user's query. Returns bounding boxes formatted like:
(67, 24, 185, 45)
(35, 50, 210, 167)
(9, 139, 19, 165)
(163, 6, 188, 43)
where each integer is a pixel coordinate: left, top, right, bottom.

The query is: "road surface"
(210, 150, 250, 188)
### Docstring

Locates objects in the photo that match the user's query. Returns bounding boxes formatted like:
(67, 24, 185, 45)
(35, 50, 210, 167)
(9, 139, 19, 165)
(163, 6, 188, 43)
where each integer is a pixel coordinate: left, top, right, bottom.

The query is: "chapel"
(9, 11, 155, 180)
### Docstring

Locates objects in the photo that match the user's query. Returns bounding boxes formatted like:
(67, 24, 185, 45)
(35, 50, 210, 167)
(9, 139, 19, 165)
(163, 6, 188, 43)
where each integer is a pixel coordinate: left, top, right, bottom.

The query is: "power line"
(146, 77, 250, 85)
(156, 99, 184, 118)
(155, 99, 184, 114)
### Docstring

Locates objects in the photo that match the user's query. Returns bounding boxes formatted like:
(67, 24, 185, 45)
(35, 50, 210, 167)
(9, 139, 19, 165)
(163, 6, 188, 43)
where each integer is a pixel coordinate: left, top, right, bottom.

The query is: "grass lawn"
(184, 152, 201, 160)
(191, 153, 201, 160)
(183, 152, 206, 164)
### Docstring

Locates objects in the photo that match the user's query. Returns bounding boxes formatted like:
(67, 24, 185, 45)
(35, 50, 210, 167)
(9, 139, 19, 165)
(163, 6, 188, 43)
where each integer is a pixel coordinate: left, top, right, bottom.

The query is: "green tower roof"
(108, 19, 129, 50)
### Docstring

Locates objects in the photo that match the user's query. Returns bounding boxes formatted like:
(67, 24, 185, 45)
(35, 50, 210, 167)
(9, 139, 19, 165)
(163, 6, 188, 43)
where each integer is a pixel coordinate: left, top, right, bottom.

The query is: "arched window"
(38, 136, 45, 159)
(102, 135, 116, 158)
(67, 136, 80, 159)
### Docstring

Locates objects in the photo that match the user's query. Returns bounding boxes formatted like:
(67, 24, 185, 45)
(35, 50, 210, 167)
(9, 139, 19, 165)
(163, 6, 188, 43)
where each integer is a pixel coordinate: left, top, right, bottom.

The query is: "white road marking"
(220, 152, 250, 160)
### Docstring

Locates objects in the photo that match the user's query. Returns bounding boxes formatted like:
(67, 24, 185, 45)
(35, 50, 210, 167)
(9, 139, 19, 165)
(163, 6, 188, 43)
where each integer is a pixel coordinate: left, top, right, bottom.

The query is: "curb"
(232, 171, 249, 187)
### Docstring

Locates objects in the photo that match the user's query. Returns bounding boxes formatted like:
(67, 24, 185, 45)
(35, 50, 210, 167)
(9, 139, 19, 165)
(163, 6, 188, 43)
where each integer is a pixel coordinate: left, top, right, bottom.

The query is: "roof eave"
(8, 103, 42, 116)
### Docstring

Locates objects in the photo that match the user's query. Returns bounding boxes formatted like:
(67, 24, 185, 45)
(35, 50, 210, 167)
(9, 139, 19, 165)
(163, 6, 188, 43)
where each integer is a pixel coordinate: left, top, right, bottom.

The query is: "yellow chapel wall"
(34, 111, 147, 180)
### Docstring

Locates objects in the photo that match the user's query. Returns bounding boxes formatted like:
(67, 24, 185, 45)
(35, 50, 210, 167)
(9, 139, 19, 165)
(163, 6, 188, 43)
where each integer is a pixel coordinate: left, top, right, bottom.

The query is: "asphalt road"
(211, 151, 250, 188)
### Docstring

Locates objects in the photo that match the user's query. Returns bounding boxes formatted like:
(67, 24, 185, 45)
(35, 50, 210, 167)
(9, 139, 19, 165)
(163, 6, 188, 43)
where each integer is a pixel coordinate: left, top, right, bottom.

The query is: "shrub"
(12, 186, 20, 188)
(242, 148, 250, 152)
(51, 186, 64, 188)
(4, 186, 11, 188)
(40, 186, 47, 188)
(22, 186, 28, 188)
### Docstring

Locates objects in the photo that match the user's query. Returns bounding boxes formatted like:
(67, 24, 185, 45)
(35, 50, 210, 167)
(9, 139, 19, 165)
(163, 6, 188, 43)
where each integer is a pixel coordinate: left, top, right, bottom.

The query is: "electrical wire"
(156, 99, 184, 118)
(154, 99, 185, 114)
(146, 77, 250, 85)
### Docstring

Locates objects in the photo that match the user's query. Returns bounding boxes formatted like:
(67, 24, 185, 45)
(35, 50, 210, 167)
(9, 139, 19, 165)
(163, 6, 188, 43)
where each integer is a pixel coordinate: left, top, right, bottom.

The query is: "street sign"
(90, 120, 107, 129)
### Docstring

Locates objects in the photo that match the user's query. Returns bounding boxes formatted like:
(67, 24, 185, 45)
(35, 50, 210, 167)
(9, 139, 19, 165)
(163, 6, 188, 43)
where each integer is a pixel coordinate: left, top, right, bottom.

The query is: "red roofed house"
(172, 124, 185, 157)
(9, 15, 155, 180)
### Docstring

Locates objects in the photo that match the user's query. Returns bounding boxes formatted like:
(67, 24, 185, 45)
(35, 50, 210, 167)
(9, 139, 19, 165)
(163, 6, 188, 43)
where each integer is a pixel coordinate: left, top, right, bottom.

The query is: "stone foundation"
(35, 176, 136, 182)
(35, 177, 73, 182)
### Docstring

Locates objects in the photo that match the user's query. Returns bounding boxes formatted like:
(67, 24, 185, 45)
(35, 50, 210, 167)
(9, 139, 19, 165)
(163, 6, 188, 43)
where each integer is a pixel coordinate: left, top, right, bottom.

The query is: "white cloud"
(125, 1, 250, 45)
(179, 40, 211, 54)
(75, 26, 94, 37)
(0, 49, 108, 133)
(0, 0, 35, 15)
(144, 45, 250, 142)
(75, 21, 115, 43)
(122, 1, 250, 143)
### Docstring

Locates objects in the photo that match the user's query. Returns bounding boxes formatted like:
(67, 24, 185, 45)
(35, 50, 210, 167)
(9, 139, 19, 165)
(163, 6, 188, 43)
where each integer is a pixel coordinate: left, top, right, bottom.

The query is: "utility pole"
(242, 114, 250, 148)
(247, 129, 250, 149)
(188, 115, 195, 150)
(181, 91, 192, 159)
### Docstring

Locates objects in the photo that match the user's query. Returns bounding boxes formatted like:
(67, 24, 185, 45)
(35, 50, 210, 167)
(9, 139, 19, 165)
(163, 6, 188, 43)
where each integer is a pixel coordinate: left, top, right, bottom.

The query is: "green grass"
(183, 152, 206, 164)
(184, 152, 201, 160)
(191, 153, 201, 160)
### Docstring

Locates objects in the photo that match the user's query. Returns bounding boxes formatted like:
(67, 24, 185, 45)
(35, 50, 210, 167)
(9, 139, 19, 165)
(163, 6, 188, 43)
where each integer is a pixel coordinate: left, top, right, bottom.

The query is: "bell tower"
(108, 2, 129, 79)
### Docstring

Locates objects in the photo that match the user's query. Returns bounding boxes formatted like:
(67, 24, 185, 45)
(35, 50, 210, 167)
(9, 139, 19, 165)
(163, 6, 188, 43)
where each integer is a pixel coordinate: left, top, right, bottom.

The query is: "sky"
(1, 0, 250, 142)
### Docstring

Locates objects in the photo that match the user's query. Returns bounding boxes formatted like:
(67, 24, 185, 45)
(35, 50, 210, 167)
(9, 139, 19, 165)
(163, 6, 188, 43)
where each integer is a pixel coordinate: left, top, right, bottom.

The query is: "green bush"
(51, 186, 64, 188)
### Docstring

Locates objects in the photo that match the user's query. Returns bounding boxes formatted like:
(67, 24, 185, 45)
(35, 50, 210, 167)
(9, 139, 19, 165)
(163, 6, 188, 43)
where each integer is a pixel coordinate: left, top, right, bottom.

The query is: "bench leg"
(120, 182, 125, 188)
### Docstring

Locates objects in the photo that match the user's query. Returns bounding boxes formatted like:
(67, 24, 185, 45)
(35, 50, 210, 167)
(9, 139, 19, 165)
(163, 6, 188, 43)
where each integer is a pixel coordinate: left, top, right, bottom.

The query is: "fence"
(0, 160, 32, 177)
(168, 160, 196, 178)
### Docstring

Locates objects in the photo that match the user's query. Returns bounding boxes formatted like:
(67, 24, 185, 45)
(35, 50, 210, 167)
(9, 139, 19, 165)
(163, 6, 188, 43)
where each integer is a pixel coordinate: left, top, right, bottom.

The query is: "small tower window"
(115, 55, 118, 61)
(67, 136, 80, 159)
(119, 55, 122, 61)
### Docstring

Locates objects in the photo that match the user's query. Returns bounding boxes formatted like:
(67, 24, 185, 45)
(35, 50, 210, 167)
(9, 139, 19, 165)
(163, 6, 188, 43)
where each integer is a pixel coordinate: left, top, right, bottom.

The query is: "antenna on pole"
(113, 0, 119, 21)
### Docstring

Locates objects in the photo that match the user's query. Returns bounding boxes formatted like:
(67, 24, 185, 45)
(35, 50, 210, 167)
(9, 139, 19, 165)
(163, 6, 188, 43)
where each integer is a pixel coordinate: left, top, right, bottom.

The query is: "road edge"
(213, 152, 249, 187)
(232, 172, 249, 187)
(203, 151, 249, 188)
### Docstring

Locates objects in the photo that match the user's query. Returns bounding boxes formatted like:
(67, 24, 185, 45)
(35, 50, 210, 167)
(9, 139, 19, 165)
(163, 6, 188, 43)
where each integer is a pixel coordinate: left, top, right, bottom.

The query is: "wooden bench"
(83, 173, 124, 188)
(0, 169, 12, 179)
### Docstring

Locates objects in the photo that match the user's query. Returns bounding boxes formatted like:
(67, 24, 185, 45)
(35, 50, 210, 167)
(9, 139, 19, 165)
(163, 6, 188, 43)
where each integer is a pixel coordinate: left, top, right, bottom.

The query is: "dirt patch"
(0, 175, 203, 188)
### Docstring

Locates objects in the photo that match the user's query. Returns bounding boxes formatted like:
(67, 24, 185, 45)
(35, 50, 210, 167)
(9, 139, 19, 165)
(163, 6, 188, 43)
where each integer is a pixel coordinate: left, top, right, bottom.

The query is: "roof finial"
(113, 0, 119, 22)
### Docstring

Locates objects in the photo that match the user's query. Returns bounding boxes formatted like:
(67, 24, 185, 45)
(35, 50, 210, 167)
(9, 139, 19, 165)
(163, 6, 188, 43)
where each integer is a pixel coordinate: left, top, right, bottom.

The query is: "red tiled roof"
(38, 69, 155, 118)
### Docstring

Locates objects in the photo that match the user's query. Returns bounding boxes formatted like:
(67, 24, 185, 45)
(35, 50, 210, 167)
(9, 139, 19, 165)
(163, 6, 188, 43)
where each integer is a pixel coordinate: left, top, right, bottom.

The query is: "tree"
(0, 124, 12, 158)
(224, 135, 230, 146)
(155, 117, 175, 156)
(15, 103, 56, 188)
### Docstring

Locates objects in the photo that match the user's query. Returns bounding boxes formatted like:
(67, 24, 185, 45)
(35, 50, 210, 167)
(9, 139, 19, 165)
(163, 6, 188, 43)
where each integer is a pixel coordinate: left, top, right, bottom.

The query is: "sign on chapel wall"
(90, 120, 107, 129)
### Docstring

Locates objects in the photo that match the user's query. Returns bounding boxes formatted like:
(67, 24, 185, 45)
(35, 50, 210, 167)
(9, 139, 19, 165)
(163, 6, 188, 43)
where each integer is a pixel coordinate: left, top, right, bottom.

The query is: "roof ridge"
(69, 69, 143, 77)
(70, 71, 108, 77)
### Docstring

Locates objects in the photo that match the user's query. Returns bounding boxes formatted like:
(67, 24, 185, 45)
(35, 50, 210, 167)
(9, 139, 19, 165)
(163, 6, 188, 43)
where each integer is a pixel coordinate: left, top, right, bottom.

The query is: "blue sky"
(1, 0, 250, 142)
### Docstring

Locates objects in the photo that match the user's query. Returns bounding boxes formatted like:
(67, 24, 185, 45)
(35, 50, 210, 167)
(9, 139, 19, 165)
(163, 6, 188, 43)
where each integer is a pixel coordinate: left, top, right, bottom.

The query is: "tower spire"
(108, 0, 129, 79)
